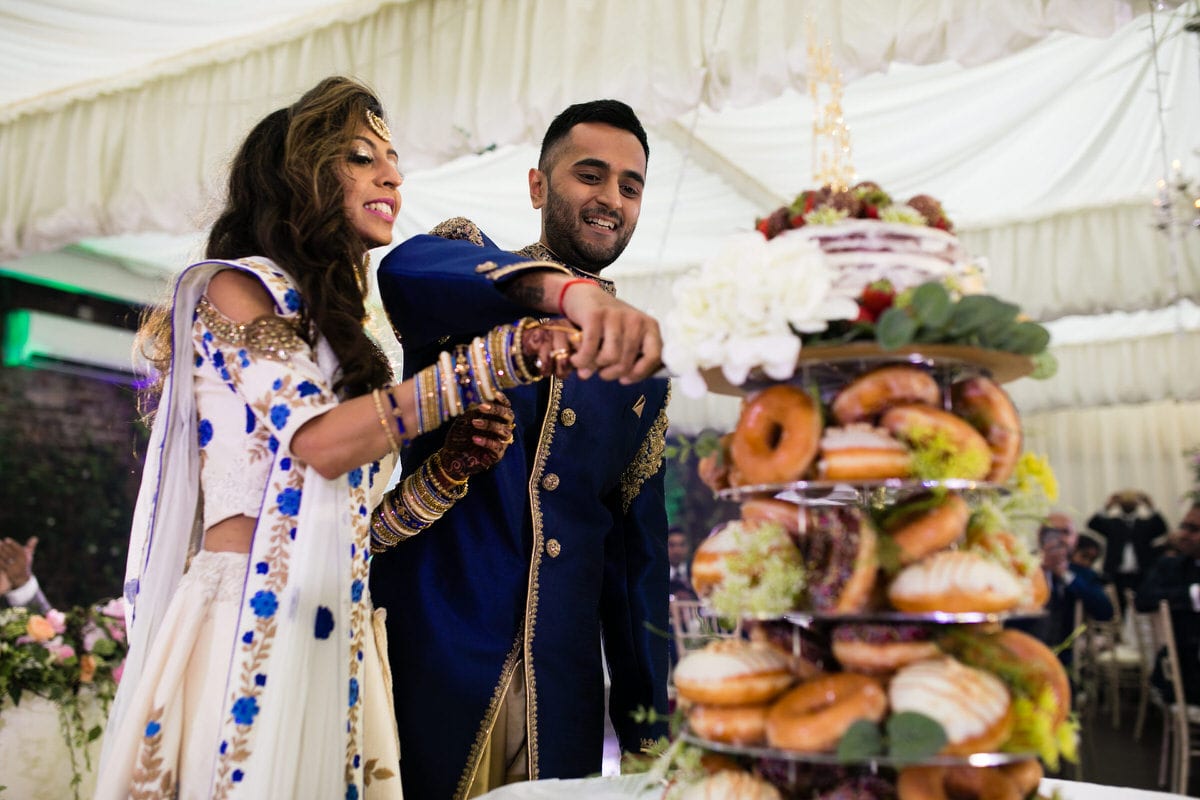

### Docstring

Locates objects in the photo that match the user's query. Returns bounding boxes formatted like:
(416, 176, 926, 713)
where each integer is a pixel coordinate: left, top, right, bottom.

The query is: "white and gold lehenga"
(96, 258, 402, 799)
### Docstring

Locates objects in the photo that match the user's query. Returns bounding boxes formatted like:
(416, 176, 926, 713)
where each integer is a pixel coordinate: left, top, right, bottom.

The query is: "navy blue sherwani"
(371, 219, 670, 800)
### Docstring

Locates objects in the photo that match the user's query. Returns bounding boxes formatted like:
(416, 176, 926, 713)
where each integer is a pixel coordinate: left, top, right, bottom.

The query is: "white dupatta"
(102, 258, 375, 798)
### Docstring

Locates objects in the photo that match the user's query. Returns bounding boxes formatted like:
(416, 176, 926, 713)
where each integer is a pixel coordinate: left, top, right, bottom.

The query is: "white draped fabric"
(1, 0, 1198, 528)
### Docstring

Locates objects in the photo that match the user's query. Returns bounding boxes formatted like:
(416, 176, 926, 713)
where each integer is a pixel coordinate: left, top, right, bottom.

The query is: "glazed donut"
(969, 528, 1048, 611)
(951, 376, 1022, 483)
(1000, 759, 1045, 797)
(765, 673, 888, 752)
(803, 506, 879, 613)
(690, 519, 800, 600)
(879, 404, 992, 481)
(812, 775, 896, 800)
(673, 639, 795, 706)
(678, 770, 783, 800)
(883, 493, 970, 565)
(897, 765, 1024, 800)
(889, 656, 1014, 755)
(887, 550, 1024, 614)
(690, 521, 745, 598)
(817, 424, 912, 481)
(992, 629, 1071, 727)
(831, 365, 941, 425)
(831, 623, 940, 675)
(741, 497, 802, 536)
(729, 385, 822, 485)
(686, 702, 770, 745)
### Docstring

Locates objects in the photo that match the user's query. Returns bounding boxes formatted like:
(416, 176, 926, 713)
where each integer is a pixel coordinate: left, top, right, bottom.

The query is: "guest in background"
(1088, 489, 1168, 612)
(1013, 524, 1113, 666)
(1135, 503, 1200, 704)
(1070, 534, 1104, 575)
(0, 536, 50, 613)
(668, 528, 696, 601)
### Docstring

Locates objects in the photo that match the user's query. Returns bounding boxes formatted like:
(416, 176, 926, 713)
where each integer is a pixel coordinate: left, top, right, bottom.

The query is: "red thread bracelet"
(557, 278, 596, 316)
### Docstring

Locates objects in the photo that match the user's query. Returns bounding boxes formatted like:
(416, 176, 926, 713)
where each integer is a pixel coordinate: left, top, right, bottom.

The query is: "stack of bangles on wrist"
(411, 317, 542, 436)
(371, 451, 468, 550)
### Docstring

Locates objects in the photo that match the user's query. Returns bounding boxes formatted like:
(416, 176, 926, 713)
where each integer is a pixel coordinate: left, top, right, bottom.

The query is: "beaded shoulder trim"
(429, 216, 485, 246)
(196, 296, 305, 362)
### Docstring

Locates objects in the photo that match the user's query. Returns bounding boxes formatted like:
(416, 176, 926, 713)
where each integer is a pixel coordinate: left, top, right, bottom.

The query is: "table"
(0, 693, 106, 799)
(479, 773, 1188, 799)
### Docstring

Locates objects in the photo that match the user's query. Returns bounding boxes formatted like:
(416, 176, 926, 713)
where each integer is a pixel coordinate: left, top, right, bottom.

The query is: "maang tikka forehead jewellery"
(366, 108, 391, 142)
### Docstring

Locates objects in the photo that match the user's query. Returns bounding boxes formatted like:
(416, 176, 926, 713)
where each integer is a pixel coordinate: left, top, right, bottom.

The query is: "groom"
(372, 99, 671, 799)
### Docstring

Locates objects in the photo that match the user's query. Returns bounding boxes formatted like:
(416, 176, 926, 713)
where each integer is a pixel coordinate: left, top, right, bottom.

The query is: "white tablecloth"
(479, 774, 1188, 799)
(0, 693, 106, 800)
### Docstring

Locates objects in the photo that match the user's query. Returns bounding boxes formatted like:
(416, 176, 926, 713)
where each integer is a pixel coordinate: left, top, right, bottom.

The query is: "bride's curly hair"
(139, 76, 392, 412)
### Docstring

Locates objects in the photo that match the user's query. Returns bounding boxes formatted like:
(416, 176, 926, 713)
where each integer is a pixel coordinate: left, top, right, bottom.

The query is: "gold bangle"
(372, 389, 401, 456)
(430, 451, 468, 487)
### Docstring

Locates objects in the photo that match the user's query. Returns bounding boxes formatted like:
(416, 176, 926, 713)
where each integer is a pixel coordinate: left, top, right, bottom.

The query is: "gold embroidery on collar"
(515, 243, 616, 296)
(197, 297, 305, 362)
(456, 634, 524, 800)
(619, 384, 671, 513)
(430, 216, 484, 246)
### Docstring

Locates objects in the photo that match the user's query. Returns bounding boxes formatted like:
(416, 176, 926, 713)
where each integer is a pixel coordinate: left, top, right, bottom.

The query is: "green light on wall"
(2, 310, 33, 367)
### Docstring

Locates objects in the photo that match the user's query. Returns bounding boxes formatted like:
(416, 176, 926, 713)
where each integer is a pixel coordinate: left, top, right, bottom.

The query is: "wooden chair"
(1148, 599, 1200, 794)
(1091, 583, 1145, 728)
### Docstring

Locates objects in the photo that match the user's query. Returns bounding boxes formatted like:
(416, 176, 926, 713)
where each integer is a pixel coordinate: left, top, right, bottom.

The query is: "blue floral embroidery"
(255, 674, 267, 687)
(231, 696, 260, 725)
(220, 741, 228, 754)
(198, 419, 214, 448)
(255, 561, 269, 575)
(280, 457, 291, 470)
(348, 468, 362, 489)
(194, 354, 203, 367)
(212, 351, 225, 368)
(245, 404, 256, 434)
(348, 677, 359, 707)
(268, 436, 279, 453)
(350, 580, 363, 602)
(314, 606, 334, 639)
(297, 380, 320, 397)
(284, 288, 301, 312)
(354, 755, 361, 768)
(269, 404, 290, 429)
(346, 785, 359, 800)
(145, 720, 161, 738)
(242, 630, 254, 644)
(233, 769, 244, 783)
(238, 349, 250, 368)
(272, 378, 283, 391)
(249, 590, 278, 618)
(277, 487, 301, 516)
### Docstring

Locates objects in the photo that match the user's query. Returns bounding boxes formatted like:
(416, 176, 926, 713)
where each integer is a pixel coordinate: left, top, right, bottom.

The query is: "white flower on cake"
(663, 232, 859, 397)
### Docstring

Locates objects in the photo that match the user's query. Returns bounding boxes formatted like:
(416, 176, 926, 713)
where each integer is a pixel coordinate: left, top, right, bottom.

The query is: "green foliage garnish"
(836, 712, 947, 764)
(888, 712, 949, 764)
(837, 719, 885, 761)
(864, 280, 1053, 371)
(904, 422, 992, 481)
(709, 521, 806, 618)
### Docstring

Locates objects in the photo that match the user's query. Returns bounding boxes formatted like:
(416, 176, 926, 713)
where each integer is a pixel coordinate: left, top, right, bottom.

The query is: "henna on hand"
(438, 395, 516, 480)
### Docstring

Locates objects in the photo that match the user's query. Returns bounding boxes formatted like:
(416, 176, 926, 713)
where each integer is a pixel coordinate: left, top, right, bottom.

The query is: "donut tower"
(663, 186, 1072, 800)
